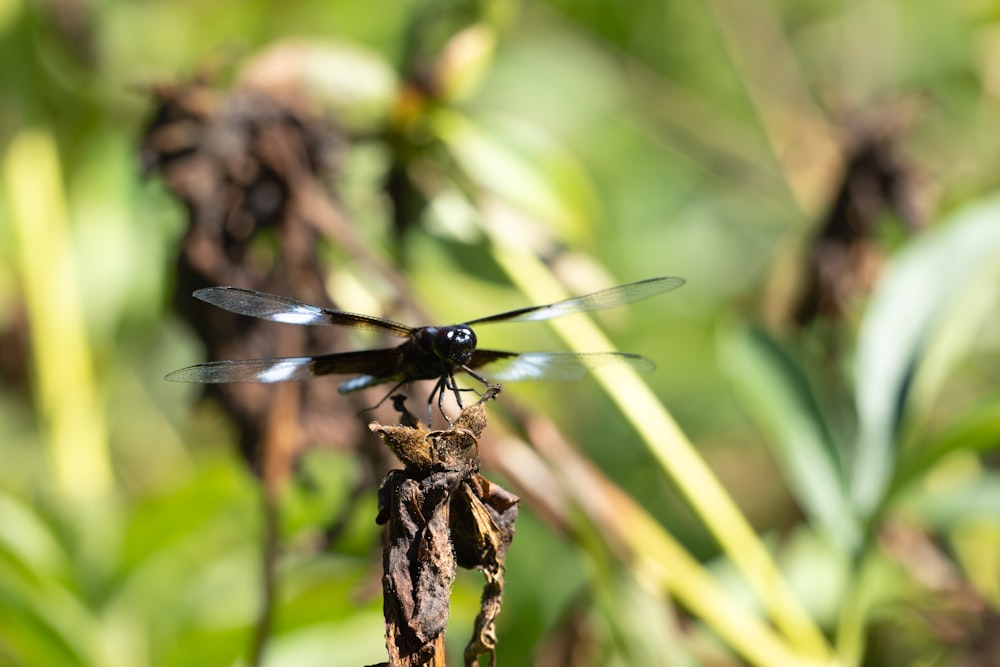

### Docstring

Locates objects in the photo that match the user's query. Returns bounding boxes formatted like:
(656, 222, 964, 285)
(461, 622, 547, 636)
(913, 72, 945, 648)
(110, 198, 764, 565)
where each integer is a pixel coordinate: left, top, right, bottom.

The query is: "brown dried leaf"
(380, 468, 464, 665)
(451, 475, 519, 667)
(369, 390, 492, 472)
(371, 390, 517, 666)
(793, 121, 922, 325)
(142, 76, 360, 474)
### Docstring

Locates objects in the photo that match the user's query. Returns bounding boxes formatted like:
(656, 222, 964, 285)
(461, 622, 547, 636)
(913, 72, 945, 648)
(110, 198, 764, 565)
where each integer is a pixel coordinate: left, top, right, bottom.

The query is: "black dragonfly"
(166, 276, 684, 421)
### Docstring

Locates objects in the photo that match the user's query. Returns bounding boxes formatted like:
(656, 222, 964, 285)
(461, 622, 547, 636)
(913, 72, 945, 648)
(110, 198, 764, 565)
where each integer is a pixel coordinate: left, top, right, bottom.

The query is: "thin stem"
(486, 244, 834, 662)
(249, 485, 280, 667)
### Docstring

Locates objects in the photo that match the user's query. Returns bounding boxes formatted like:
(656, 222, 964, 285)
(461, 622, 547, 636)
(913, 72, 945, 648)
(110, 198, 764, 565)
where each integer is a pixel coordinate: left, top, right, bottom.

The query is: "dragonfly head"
(433, 325, 477, 366)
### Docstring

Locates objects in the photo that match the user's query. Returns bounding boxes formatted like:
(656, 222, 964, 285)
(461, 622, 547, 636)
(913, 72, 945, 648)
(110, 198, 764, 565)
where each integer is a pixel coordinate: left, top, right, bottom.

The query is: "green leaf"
(719, 324, 855, 547)
(263, 616, 387, 667)
(852, 195, 1000, 517)
(432, 109, 599, 244)
(0, 493, 69, 581)
(895, 398, 1000, 492)
(903, 471, 1000, 528)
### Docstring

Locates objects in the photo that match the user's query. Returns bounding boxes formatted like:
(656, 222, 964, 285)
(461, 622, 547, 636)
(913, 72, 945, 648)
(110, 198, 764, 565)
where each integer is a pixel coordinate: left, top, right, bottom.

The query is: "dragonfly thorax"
(428, 324, 477, 366)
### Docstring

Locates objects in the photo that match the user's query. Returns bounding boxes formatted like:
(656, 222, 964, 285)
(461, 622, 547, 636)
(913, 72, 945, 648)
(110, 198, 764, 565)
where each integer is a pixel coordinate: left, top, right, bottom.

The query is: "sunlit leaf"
(903, 471, 1000, 527)
(894, 399, 1000, 493)
(0, 493, 68, 579)
(852, 195, 1000, 517)
(433, 110, 599, 245)
(263, 616, 387, 667)
(951, 519, 1000, 608)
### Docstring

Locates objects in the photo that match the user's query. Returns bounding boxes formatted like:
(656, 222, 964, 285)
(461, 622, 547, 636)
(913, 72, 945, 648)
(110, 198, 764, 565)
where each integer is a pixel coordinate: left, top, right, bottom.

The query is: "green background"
(2, 0, 1000, 665)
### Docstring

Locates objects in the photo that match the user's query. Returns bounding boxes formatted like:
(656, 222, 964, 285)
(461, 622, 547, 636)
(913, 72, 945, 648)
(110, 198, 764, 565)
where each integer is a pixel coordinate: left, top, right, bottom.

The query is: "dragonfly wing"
(194, 287, 412, 335)
(165, 357, 317, 383)
(469, 350, 654, 382)
(312, 348, 409, 394)
(166, 348, 408, 386)
(464, 276, 684, 326)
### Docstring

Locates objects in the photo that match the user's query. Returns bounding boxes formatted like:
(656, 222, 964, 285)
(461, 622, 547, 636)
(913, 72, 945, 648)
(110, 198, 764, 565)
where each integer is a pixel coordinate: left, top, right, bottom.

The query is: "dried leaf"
(142, 76, 358, 473)
(371, 390, 517, 666)
(380, 468, 464, 664)
(451, 475, 518, 667)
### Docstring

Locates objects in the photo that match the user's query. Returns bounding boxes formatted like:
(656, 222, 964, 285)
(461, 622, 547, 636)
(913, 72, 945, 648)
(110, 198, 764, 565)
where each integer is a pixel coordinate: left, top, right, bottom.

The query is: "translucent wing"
(165, 357, 316, 383)
(194, 286, 413, 336)
(464, 276, 684, 326)
(469, 350, 654, 382)
(165, 348, 407, 385)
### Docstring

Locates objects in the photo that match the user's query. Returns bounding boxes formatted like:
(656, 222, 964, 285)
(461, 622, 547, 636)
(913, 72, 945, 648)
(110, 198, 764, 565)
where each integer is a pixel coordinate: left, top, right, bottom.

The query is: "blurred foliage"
(2, 0, 1000, 665)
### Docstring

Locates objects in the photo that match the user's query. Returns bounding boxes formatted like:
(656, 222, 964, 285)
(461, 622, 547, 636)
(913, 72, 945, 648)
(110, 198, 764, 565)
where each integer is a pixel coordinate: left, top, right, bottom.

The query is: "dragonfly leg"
(358, 379, 409, 419)
(427, 375, 451, 426)
(461, 365, 491, 388)
(445, 372, 486, 404)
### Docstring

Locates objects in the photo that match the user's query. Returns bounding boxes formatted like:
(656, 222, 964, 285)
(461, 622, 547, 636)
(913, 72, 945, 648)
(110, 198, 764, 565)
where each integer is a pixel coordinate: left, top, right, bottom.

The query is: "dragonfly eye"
(433, 325, 477, 365)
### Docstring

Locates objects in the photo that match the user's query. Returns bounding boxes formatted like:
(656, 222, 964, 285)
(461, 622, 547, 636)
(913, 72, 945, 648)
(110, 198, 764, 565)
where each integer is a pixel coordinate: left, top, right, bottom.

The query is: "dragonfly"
(166, 276, 685, 422)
